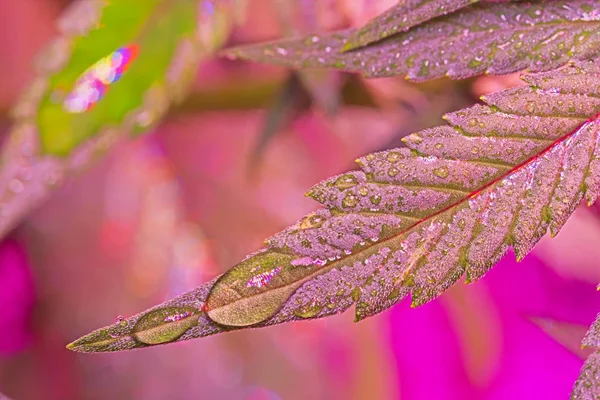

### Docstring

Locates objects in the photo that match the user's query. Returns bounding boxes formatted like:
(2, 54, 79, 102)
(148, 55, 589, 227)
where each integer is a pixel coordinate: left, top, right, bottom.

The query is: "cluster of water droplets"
(64, 45, 138, 113)
(230, 0, 600, 83)
(246, 266, 282, 288)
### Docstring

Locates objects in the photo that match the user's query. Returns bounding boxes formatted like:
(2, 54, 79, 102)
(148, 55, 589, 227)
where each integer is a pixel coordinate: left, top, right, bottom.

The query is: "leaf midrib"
(208, 110, 600, 325)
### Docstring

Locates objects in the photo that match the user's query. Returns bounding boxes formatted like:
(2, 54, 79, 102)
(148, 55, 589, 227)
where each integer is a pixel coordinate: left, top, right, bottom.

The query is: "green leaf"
(69, 60, 600, 352)
(0, 0, 233, 240)
(224, 0, 600, 81)
(36, 0, 196, 155)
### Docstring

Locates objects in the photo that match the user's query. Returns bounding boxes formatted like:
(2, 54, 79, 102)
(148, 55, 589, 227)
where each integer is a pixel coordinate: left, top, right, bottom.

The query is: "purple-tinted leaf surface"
(573, 313, 600, 398)
(225, 0, 600, 81)
(69, 60, 600, 353)
(342, 0, 484, 52)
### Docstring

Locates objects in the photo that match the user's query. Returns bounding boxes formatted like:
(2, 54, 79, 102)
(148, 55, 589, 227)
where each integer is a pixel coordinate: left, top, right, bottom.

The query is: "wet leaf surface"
(70, 60, 600, 355)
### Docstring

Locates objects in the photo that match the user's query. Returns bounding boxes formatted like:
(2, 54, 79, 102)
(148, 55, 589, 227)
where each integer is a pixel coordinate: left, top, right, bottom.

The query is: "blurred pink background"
(0, 1, 598, 399)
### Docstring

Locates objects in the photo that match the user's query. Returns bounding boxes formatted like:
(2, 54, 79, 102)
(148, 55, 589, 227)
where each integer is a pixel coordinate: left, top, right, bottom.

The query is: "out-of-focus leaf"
(33, 0, 198, 154)
(342, 0, 483, 52)
(573, 313, 600, 399)
(297, 70, 344, 115)
(224, 0, 600, 81)
(0, 0, 233, 240)
(250, 72, 311, 170)
(249, 0, 345, 170)
(529, 316, 591, 360)
(69, 60, 600, 352)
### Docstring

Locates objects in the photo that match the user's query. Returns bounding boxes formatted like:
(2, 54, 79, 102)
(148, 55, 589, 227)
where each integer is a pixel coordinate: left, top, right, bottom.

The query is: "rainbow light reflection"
(63, 45, 139, 113)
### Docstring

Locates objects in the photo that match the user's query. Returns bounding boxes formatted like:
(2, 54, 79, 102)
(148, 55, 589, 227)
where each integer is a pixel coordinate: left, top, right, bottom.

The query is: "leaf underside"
(573, 314, 600, 399)
(224, 0, 600, 81)
(69, 60, 600, 353)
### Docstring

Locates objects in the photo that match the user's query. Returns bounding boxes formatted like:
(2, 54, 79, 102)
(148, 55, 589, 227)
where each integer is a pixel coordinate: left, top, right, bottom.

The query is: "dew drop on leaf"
(131, 306, 199, 345)
(526, 101, 536, 114)
(63, 45, 139, 113)
(386, 151, 402, 163)
(433, 166, 449, 179)
(246, 266, 282, 288)
(333, 174, 359, 189)
(342, 194, 359, 208)
(293, 302, 323, 319)
(370, 194, 382, 205)
(299, 213, 326, 229)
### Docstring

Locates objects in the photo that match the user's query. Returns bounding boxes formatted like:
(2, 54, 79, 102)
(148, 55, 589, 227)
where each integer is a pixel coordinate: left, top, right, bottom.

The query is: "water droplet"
(370, 194, 382, 205)
(314, 258, 327, 267)
(64, 45, 139, 113)
(386, 151, 402, 163)
(526, 101, 536, 114)
(293, 302, 323, 319)
(434, 143, 444, 150)
(299, 213, 326, 229)
(403, 134, 422, 145)
(333, 174, 359, 189)
(114, 315, 125, 323)
(342, 194, 359, 208)
(388, 167, 400, 177)
(471, 146, 480, 155)
(132, 306, 199, 345)
(246, 266, 282, 288)
(433, 166, 449, 179)
(358, 186, 369, 196)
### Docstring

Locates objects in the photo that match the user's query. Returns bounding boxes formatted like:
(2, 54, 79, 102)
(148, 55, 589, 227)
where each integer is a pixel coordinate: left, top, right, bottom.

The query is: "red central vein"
(372, 111, 600, 250)
(207, 111, 600, 316)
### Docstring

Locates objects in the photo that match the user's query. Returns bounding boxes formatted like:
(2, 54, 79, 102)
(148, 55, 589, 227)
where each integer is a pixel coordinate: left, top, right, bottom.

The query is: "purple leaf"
(573, 313, 600, 398)
(69, 60, 600, 353)
(342, 0, 485, 52)
(224, 0, 600, 81)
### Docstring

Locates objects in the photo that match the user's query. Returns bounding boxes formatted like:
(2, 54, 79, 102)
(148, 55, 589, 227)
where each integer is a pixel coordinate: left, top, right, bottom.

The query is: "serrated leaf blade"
(224, 0, 600, 81)
(69, 60, 600, 353)
(573, 313, 600, 399)
(342, 0, 483, 52)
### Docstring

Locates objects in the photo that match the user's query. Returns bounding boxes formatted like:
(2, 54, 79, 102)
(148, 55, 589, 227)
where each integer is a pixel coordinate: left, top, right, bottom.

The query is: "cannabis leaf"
(343, 0, 485, 51)
(225, 0, 600, 81)
(573, 313, 600, 399)
(68, 60, 600, 353)
(0, 0, 232, 240)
